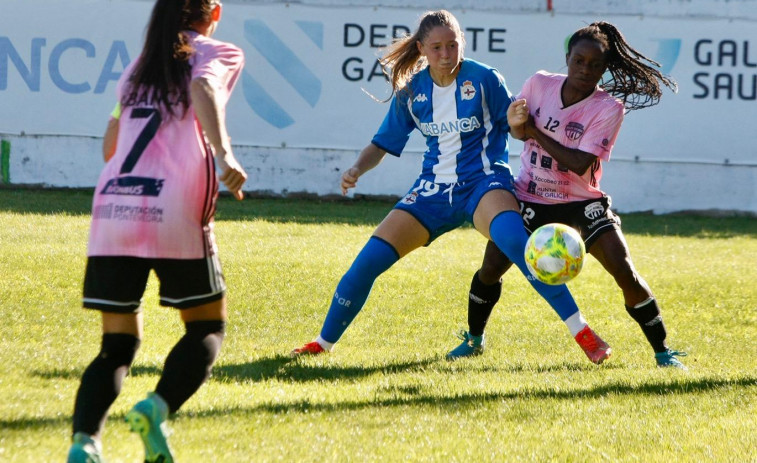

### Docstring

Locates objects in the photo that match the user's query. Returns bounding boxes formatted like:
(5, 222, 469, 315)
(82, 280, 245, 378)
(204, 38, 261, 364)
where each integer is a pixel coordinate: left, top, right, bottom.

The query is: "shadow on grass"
(196, 374, 757, 416)
(31, 365, 164, 381)
(30, 356, 436, 385)
(32, 355, 616, 387)
(31, 356, 618, 386)
(9, 372, 755, 429)
(2, 188, 755, 236)
(211, 355, 437, 383)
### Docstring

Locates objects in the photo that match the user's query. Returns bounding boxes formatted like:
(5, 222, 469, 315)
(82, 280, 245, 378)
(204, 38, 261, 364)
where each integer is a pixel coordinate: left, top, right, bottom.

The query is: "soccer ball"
(524, 223, 585, 285)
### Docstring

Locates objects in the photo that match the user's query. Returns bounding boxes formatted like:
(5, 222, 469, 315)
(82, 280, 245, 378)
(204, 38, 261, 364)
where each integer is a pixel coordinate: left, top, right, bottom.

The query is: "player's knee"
(99, 333, 141, 367)
(185, 320, 226, 349)
(479, 256, 511, 283)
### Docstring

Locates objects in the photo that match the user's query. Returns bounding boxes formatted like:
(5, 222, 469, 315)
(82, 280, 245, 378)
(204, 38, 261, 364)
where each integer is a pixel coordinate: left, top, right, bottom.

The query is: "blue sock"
(488, 211, 579, 321)
(320, 237, 400, 343)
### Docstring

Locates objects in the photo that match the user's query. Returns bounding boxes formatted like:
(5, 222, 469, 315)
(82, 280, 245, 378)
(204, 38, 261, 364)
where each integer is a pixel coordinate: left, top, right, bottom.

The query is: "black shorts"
(518, 196, 621, 249)
(82, 255, 226, 313)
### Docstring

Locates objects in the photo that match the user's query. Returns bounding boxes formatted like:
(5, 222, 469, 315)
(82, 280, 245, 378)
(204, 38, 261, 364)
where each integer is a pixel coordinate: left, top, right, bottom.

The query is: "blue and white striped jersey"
(371, 58, 514, 185)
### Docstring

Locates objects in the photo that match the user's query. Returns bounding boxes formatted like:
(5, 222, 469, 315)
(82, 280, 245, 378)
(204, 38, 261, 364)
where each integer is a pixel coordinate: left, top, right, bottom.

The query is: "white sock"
(564, 311, 588, 337)
(315, 335, 335, 351)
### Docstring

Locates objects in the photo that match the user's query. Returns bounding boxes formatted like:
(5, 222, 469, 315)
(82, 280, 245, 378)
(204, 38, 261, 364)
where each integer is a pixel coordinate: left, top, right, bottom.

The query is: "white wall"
(1, 0, 755, 214)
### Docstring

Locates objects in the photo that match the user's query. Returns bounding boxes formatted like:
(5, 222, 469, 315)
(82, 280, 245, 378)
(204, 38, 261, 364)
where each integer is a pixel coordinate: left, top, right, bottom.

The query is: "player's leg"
(69, 257, 148, 462)
(292, 209, 429, 355)
(470, 241, 511, 335)
(447, 241, 511, 359)
(473, 190, 611, 364)
(124, 257, 227, 463)
(588, 228, 686, 369)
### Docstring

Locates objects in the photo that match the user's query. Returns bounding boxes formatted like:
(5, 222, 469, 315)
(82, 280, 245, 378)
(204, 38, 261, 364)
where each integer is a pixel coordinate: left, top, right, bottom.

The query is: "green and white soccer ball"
(524, 223, 586, 285)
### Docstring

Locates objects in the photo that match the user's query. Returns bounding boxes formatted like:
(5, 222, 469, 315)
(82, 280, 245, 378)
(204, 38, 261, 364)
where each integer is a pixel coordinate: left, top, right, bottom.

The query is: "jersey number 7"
(120, 108, 162, 174)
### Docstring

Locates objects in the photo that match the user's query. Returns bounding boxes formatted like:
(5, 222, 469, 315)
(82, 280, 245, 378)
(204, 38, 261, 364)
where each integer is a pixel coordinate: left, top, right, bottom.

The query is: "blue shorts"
(394, 171, 516, 244)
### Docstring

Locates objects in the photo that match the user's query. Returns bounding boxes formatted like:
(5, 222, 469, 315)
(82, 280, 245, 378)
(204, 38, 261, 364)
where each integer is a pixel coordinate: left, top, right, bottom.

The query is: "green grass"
(1, 189, 755, 462)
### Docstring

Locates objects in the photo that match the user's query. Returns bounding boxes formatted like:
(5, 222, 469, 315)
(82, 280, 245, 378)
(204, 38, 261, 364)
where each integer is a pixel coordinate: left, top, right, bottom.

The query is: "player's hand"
(341, 166, 361, 195)
(216, 152, 247, 200)
(507, 98, 529, 127)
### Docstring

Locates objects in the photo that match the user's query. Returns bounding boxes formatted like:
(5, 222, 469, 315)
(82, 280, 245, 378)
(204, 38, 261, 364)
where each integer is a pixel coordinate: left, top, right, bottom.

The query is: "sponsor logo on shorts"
(401, 191, 418, 205)
(488, 181, 503, 188)
(584, 201, 605, 220)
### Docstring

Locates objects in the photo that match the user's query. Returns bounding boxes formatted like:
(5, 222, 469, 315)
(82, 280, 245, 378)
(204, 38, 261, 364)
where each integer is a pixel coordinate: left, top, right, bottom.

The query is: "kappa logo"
(488, 181, 503, 188)
(241, 19, 323, 128)
(414, 93, 428, 103)
(565, 121, 585, 141)
(460, 80, 476, 100)
(584, 201, 605, 220)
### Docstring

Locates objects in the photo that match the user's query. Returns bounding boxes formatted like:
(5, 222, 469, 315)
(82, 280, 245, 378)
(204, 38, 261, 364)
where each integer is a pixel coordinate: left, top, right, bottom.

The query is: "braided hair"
(123, 0, 217, 119)
(568, 21, 678, 111)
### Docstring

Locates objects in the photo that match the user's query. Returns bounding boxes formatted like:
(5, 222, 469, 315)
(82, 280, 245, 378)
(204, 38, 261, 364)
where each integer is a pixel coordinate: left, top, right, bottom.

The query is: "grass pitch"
(0, 189, 755, 462)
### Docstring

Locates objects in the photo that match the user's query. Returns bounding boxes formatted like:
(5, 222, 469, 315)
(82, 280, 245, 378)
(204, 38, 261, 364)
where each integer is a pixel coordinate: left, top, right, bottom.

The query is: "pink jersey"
(87, 32, 244, 258)
(514, 71, 624, 204)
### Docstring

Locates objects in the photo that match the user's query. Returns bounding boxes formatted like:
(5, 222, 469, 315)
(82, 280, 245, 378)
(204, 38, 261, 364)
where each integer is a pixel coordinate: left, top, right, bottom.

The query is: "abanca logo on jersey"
(419, 116, 481, 136)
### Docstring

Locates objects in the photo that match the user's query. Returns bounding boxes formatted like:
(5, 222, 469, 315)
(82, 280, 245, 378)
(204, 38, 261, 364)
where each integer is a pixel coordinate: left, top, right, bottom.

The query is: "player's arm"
(191, 76, 247, 200)
(521, 117, 596, 175)
(102, 103, 121, 162)
(341, 143, 387, 195)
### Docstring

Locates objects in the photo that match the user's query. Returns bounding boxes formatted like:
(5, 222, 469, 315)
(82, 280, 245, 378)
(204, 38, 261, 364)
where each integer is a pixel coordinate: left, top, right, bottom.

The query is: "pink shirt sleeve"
(190, 36, 245, 104)
(516, 72, 537, 101)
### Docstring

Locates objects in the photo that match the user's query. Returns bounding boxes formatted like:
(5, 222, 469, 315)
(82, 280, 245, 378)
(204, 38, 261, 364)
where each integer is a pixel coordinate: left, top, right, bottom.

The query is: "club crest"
(401, 192, 418, 205)
(460, 80, 476, 100)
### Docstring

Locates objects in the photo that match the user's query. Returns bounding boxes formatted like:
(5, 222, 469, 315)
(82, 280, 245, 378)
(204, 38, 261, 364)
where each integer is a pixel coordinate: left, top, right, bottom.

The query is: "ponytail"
(123, 0, 216, 119)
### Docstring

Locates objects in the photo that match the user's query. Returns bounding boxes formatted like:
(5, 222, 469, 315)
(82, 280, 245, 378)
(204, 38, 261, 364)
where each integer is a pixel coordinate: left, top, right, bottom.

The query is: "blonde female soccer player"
(291, 10, 610, 364)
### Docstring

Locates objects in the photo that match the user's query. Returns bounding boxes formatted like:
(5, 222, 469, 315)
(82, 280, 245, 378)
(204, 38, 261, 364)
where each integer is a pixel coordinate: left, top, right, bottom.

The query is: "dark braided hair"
(568, 21, 678, 111)
(123, 0, 217, 119)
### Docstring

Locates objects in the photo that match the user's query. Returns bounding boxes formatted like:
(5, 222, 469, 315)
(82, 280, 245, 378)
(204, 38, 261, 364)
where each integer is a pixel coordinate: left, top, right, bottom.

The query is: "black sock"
(468, 271, 502, 337)
(155, 320, 225, 414)
(625, 298, 668, 353)
(72, 333, 140, 436)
